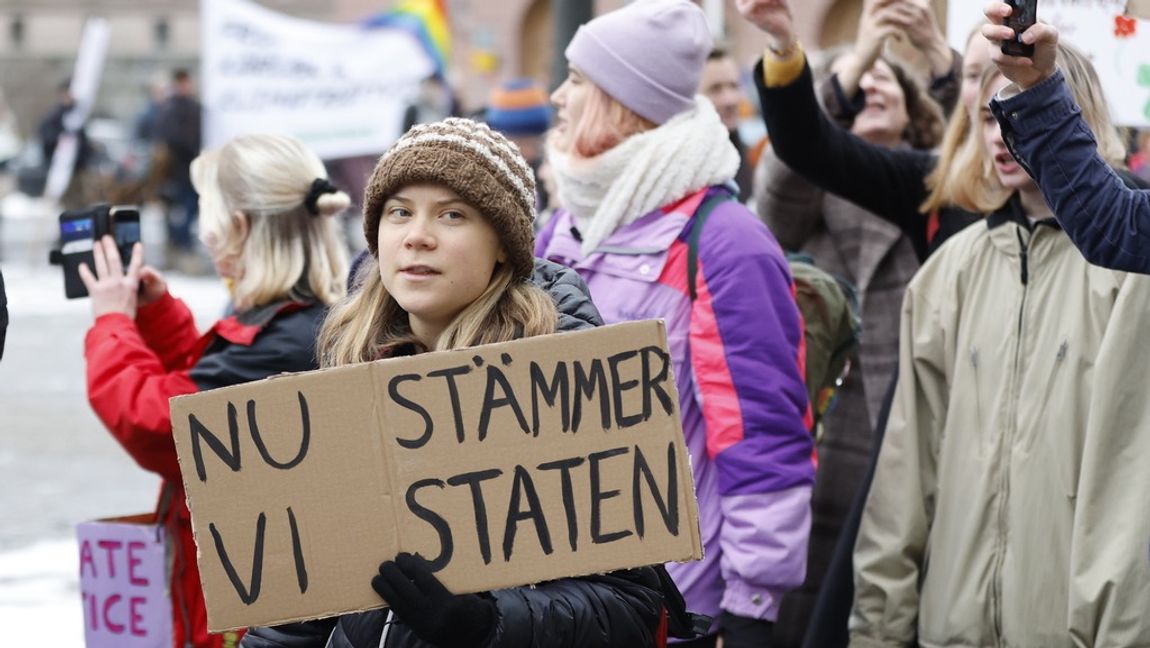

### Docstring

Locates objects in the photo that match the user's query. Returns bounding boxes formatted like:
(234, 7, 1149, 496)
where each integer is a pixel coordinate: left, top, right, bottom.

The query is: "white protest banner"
(44, 17, 109, 202)
(76, 516, 172, 647)
(201, 0, 437, 159)
(948, 0, 1150, 126)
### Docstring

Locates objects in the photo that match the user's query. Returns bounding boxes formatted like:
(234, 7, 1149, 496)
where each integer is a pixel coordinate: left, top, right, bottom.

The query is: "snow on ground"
(0, 539, 85, 645)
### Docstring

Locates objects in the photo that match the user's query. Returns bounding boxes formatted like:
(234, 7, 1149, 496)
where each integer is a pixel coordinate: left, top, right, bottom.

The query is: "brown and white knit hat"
(363, 117, 537, 280)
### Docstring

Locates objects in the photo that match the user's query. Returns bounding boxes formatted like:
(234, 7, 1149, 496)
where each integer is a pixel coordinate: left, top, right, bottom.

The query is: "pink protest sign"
(76, 515, 172, 647)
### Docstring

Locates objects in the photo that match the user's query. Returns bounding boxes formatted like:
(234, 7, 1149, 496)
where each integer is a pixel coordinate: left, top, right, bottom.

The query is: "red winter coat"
(85, 292, 326, 648)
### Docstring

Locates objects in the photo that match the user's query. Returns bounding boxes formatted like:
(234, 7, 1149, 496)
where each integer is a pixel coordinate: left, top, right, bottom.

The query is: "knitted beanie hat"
(566, 0, 712, 125)
(486, 78, 551, 136)
(363, 118, 537, 280)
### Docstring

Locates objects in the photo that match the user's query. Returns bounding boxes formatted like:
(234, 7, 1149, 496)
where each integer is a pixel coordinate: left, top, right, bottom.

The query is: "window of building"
(10, 15, 24, 48)
(154, 17, 170, 49)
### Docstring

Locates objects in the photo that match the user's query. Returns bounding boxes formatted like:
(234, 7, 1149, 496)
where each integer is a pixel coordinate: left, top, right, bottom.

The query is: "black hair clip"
(304, 178, 339, 215)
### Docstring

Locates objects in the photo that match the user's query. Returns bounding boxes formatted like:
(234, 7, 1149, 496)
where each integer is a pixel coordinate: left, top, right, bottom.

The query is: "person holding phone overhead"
(982, 2, 1150, 273)
(742, 0, 1150, 645)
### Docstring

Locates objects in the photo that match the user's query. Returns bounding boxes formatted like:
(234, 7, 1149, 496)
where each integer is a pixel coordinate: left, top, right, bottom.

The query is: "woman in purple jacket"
(535, 1, 815, 646)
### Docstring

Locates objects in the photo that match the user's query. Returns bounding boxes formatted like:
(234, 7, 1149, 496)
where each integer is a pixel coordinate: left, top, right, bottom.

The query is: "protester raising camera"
(81, 134, 350, 648)
(981, 2, 1150, 273)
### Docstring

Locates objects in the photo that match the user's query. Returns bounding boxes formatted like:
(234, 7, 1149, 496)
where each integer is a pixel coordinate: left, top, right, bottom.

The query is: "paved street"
(0, 255, 227, 643)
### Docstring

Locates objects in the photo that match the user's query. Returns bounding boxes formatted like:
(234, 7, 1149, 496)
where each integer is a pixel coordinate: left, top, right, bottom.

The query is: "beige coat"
(850, 204, 1150, 648)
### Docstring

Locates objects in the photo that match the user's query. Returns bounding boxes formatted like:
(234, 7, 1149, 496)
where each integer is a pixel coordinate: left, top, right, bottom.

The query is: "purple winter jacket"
(536, 186, 815, 628)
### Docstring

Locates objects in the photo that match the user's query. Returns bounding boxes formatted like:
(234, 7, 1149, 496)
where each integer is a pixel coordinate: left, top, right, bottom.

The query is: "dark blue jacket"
(992, 70, 1150, 273)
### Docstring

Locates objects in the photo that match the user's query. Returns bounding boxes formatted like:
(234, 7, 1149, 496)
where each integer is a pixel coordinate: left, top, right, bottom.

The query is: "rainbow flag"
(363, 0, 451, 76)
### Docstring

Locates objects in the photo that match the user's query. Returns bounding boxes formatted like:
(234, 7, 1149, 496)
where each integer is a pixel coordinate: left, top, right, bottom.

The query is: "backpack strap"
(687, 188, 736, 301)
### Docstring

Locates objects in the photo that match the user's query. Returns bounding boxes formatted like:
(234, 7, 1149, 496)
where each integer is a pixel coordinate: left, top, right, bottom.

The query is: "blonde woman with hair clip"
(81, 133, 349, 648)
(847, 52, 1150, 647)
(242, 117, 701, 648)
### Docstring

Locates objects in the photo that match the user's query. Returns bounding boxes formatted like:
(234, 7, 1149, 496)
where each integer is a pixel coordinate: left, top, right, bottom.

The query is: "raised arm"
(984, 7, 1150, 273)
(737, 0, 940, 260)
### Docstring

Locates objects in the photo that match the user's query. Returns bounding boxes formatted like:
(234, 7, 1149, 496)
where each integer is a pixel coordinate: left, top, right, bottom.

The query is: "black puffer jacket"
(242, 568, 676, 647)
(530, 258, 602, 331)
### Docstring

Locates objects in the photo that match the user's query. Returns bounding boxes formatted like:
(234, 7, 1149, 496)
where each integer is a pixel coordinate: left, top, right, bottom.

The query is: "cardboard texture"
(170, 320, 703, 631)
(1129, 0, 1150, 19)
(76, 515, 173, 647)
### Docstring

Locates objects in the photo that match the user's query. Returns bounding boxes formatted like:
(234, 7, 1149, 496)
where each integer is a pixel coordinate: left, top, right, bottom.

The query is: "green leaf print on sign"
(1139, 66, 1150, 120)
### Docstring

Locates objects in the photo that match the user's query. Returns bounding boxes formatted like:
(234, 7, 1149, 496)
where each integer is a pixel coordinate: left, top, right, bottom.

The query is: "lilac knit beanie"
(566, 0, 712, 125)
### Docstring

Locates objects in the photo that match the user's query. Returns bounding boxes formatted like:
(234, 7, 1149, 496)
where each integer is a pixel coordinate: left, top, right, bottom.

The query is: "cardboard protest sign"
(171, 320, 703, 631)
(76, 515, 172, 647)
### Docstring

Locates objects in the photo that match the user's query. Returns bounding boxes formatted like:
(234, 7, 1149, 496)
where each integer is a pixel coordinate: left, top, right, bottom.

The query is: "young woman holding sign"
(81, 134, 351, 648)
(240, 118, 701, 648)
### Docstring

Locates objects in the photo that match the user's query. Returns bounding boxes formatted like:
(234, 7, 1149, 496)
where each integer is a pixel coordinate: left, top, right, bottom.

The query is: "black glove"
(720, 610, 774, 648)
(370, 552, 496, 648)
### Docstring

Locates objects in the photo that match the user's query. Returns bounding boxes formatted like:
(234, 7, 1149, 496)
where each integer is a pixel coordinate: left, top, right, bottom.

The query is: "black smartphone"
(1002, 0, 1038, 57)
(57, 205, 142, 299)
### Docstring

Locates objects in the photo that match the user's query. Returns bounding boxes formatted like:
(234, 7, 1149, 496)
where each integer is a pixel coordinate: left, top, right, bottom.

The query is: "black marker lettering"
(589, 447, 633, 544)
(538, 456, 585, 551)
(530, 361, 570, 434)
(478, 365, 530, 441)
(632, 443, 679, 538)
(405, 479, 453, 571)
(446, 469, 503, 565)
(641, 346, 676, 417)
(189, 403, 242, 482)
(210, 513, 266, 605)
(427, 364, 473, 444)
(389, 374, 434, 449)
(247, 392, 310, 469)
(286, 507, 308, 593)
(573, 359, 611, 432)
(502, 465, 553, 561)
(608, 350, 642, 428)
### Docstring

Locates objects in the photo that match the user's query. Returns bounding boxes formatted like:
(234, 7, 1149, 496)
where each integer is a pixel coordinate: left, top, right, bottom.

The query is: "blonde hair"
(192, 134, 350, 311)
(920, 27, 993, 214)
(952, 43, 1127, 214)
(317, 256, 558, 366)
(1056, 42, 1126, 167)
(560, 82, 656, 158)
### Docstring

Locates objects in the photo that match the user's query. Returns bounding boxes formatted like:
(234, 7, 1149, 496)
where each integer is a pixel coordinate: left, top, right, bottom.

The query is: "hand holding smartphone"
(1002, 0, 1038, 57)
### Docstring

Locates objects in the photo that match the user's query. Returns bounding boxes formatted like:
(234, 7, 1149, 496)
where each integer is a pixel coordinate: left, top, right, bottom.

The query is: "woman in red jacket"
(80, 134, 349, 648)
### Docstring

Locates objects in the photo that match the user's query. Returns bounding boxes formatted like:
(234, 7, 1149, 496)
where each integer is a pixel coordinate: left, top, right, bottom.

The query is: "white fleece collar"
(548, 95, 740, 255)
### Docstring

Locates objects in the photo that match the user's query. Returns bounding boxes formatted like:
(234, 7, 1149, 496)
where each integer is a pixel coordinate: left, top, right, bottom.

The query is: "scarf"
(548, 96, 741, 256)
